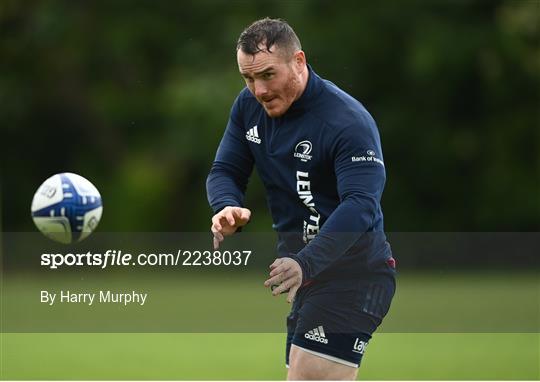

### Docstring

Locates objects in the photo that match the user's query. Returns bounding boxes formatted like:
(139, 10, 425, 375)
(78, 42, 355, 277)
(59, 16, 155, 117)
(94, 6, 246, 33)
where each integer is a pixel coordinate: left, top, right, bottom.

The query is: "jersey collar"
(285, 64, 323, 116)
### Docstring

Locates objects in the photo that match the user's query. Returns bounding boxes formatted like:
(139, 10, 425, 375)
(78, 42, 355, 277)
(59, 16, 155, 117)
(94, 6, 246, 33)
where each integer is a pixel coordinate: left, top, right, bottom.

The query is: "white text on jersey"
(296, 171, 320, 242)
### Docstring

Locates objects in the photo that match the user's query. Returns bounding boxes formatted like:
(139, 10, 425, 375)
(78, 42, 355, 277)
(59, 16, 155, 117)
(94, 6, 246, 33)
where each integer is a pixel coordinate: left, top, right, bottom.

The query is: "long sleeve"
(289, 116, 387, 280)
(206, 96, 254, 213)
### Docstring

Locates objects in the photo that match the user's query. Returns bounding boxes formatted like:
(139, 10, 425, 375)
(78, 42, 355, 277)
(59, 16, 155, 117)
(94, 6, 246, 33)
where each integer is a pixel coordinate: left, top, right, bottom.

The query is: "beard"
(284, 70, 301, 104)
(263, 71, 301, 117)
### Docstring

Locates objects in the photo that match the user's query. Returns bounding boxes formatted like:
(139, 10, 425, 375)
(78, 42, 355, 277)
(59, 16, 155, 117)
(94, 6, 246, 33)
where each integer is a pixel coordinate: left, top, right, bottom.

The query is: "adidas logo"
(246, 125, 261, 144)
(304, 326, 328, 344)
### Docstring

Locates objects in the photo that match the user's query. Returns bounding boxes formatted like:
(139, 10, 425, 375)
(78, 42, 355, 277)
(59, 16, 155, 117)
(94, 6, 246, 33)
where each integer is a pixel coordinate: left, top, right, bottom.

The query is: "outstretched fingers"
(264, 267, 290, 287)
(287, 284, 300, 303)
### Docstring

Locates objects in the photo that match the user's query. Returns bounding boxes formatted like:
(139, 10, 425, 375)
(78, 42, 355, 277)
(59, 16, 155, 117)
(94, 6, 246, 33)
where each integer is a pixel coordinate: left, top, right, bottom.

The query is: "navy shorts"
(285, 264, 396, 368)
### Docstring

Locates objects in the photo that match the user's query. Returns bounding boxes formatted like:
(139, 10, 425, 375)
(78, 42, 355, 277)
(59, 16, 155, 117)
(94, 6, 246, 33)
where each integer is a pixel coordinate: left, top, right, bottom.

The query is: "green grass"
(1, 333, 538, 380)
(2, 271, 538, 333)
(1, 271, 538, 379)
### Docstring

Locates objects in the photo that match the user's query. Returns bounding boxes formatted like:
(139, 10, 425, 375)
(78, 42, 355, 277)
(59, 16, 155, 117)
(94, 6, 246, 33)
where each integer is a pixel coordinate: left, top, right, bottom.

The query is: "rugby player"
(206, 18, 396, 380)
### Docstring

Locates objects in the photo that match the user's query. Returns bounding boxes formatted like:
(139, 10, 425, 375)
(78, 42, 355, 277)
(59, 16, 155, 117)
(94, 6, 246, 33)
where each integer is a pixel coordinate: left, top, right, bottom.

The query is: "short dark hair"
(237, 17, 301, 57)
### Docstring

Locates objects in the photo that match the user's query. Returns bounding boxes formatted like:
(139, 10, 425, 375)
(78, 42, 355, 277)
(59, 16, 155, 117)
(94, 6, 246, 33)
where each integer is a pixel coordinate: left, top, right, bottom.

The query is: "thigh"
(287, 344, 358, 380)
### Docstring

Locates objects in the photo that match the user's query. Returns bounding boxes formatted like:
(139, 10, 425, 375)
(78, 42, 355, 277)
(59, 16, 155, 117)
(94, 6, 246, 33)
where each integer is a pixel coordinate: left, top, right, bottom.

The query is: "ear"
(294, 50, 306, 68)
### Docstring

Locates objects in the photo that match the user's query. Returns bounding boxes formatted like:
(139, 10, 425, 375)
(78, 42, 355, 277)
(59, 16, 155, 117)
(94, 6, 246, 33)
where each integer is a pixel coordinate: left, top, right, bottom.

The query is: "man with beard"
(207, 18, 396, 380)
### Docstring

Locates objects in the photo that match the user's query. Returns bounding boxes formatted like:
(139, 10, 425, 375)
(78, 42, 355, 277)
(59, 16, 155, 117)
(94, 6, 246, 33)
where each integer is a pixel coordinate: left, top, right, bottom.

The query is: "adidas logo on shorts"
(246, 125, 261, 144)
(304, 326, 328, 344)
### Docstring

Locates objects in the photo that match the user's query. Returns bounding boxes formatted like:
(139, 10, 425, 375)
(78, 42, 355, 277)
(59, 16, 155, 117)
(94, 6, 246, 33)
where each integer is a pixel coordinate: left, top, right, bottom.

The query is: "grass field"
(1, 271, 538, 379)
(1, 333, 538, 379)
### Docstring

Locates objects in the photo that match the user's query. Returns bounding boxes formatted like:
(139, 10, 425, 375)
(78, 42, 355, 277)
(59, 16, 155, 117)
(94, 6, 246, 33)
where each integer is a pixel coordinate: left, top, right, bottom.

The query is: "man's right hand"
(211, 206, 251, 249)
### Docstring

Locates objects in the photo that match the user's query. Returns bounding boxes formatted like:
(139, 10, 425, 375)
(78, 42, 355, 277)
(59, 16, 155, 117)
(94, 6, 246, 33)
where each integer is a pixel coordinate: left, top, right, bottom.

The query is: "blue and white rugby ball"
(31, 173, 103, 244)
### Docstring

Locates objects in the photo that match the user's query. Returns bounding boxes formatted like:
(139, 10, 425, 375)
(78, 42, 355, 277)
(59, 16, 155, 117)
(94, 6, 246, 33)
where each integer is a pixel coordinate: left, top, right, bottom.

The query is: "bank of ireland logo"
(294, 140, 312, 162)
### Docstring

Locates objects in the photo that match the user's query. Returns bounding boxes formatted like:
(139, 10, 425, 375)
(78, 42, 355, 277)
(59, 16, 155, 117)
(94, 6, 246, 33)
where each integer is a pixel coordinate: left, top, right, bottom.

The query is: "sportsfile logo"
(352, 338, 368, 354)
(304, 326, 328, 344)
(246, 125, 261, 144)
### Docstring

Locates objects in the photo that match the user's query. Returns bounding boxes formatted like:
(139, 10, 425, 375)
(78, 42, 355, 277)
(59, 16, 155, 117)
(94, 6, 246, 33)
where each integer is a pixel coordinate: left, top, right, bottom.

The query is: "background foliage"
(1, 0, 538, 233)
(0, 4, 538, 380)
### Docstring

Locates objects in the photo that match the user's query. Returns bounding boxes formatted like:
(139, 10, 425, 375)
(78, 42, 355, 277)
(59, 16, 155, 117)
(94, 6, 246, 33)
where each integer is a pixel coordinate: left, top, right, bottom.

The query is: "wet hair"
(236, 17, 302, 58)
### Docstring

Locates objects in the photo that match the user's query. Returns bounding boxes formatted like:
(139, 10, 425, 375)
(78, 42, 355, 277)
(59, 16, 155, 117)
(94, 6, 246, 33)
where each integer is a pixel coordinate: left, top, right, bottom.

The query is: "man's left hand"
(264, 257, 303, 303)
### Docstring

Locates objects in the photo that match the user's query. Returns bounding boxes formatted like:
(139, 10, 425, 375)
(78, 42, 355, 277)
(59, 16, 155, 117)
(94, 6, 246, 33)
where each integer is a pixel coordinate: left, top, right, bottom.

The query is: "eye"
(262, 72, 274, 80)
(243, 76, 254, 84)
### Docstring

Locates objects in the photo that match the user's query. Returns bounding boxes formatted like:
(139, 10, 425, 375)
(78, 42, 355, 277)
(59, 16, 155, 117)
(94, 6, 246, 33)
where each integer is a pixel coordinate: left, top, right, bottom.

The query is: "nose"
(253, 80, 268, 98)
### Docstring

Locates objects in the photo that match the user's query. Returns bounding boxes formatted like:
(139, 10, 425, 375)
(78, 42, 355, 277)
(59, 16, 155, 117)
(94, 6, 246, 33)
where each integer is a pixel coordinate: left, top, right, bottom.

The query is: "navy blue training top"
(207, 66, 392, 282)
